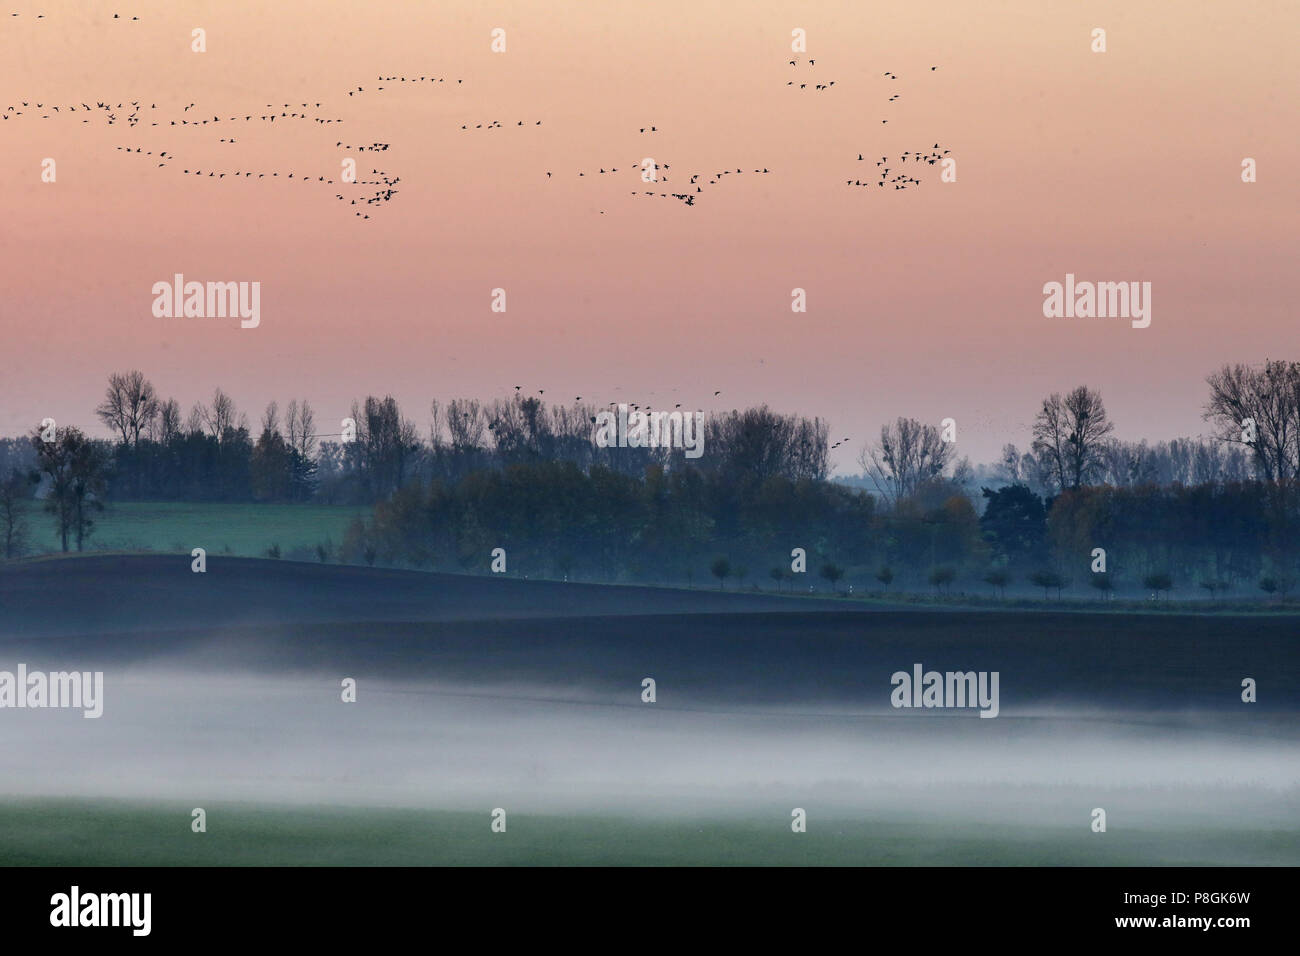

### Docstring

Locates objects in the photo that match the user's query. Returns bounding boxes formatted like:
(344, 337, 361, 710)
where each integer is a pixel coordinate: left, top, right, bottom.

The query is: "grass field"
(3, 799, 1295, 866)
(13, 500, 1298, 613)
(18, 501, 365, 559)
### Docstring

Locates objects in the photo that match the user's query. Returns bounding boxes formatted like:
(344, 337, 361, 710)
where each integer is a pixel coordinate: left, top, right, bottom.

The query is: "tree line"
(3, 362, 1299, 599)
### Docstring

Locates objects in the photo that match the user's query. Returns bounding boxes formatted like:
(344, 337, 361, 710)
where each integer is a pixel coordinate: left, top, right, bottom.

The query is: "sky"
(2, 1, 1296, 471)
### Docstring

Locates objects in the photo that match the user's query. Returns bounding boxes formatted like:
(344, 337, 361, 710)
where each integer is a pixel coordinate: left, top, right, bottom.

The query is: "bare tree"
(996, 443, 1021, 483)
(351, 396, 421, 496)
(487, 395, 549, 463)
(790, 415, 830, 481)
(148, 398, 183, 443)
(446, 398, 487, 452)
(549, 401, 599, 468)
(1204, 361, 1300, 483)
(428, 400, 444, 451)
(261, 401, 281, 437)
(1192, 439, 1250, 484)
(0, 470, 31, 559)
(859, 417, 953, 502)
(1032, 386, 1114, 491)
(285, 399, 317, 459)
(704, 406, 829, 482)
(29, 425, 108, 552)
(1091, 436, 1248, 487)
(1099, 439, 1157, 488)
(200, 388, 245, 443)
(95, 370, 159, 446)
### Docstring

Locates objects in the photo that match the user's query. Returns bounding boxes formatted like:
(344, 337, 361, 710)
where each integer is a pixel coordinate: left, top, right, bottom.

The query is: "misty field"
(1, 556, 1297, 866)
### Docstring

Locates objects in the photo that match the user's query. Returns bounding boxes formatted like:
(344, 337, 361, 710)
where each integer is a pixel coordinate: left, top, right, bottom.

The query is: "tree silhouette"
(710, 556, 731, 589)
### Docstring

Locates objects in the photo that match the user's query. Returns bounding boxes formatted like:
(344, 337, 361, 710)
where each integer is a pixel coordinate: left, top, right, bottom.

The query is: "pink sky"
(2, 1, 1297, 470)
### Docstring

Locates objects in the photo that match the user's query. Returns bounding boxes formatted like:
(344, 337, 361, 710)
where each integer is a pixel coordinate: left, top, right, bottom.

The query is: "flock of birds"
(570, 60, 947, 206)
(492, 387, 855, 454)
(108, 144, 400, 220)
(349, 75, 463, 95)
(2, 99, 344, 127)
(2, 83, 402, 218)
(878, 68, 937, 124)
(496, 386, 743, 426)
(7, 48, 948, 219)
(547, 56, 946, 210)
(333, 169, 400, 219)
(0, 63, 481, 221)
(786, 57, 834, 91)
(460, 119, 542, 131)
(558, 161, 777, 208)
(2, 99, 155, 126)
(8, 11, 138, 18)
(106, 140, 398, 219)
(848, 145, 951, 190)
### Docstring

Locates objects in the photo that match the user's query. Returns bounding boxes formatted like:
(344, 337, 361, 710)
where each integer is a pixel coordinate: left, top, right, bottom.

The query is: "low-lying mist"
(1, 662, 1295, 835)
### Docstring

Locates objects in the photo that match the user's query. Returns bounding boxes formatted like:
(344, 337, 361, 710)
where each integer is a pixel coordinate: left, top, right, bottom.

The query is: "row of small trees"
(709, 557, 848, 591)
(707, 558, 1291, 603)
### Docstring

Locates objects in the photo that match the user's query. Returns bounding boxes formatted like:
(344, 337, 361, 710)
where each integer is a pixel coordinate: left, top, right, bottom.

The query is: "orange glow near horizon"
(2, 1, 1297, 469)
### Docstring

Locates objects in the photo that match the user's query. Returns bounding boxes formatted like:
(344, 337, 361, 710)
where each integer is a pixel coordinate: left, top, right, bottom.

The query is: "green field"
(18, 501, 365, 559)
(2, 799, 1295, 866)
(14, 501, 1299, 615)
